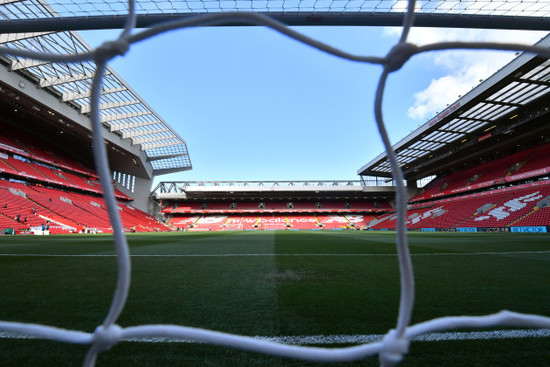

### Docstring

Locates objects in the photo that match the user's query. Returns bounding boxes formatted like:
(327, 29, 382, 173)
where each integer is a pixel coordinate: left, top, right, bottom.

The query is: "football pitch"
(0, 231, 549, 366)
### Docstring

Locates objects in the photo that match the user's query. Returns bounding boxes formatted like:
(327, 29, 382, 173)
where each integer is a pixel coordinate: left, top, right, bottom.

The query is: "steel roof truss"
(459, 102, 486, 118)
(483, 105, 513, 121)
(465, 102, 493, 119)
(0, 31, 54, 44)
(0, 0, 24, 5)
(520, 78, 550, 87)
(100, 111, 152, 123)
(521, 59, 550, 80)
(516, 84, 550, 104)
(506, 82, 541, 103)
(109, 119, 161, 131)
(140, 139, 181, 151)
(488, 81, 519, 101)
(141, 140, 180, 150)
(132, 133, 175, 145)
(484, 99, 521, 108)
(453, 117, 487, 131)
(39, 71, 96, 88)
(121, 126, 168, 139)
(476, 103, 503, 120)
(445, 118, 477, 132)
(10, 57, 49, 70)
(62, 87, 126, 102)
(80, 99, 141, 114)
(498, 82, 533, 102)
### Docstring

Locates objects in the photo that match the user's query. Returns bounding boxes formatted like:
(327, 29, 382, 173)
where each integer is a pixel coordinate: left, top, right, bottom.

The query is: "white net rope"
(1, 1, 550, 366)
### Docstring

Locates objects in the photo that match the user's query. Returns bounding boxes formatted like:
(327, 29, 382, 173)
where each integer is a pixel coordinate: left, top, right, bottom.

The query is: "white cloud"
(384, 27, 549, 121)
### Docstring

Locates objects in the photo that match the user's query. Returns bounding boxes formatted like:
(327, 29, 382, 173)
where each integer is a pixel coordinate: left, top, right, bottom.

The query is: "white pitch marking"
(0, 251, 549, 257)
(1, 329, 549, 344)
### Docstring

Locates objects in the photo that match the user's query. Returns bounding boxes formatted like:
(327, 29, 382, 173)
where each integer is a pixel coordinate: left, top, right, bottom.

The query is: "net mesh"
(1, 1, 550, 366)
(2, 0, 550, 18)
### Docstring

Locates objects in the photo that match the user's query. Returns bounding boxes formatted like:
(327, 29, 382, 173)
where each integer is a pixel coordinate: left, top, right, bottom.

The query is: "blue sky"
(81, 26, 547, 185)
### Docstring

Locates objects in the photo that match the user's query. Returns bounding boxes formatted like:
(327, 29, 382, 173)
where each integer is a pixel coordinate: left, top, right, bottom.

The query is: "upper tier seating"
(262, 202, 288, 210)
(412, 143, 550, 202)
(291, 202, 318, 210)
(235, 202, 260, 210)
(512, 143, 550, 176)
(0, 121, 97, 178)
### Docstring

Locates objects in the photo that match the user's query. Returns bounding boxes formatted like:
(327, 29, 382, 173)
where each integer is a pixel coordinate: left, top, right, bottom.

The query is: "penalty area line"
(1, 329, 549, 344)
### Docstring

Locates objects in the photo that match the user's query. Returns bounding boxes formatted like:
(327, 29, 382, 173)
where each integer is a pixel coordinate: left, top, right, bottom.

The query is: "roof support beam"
(40, 72, 98, 88)
(62, 87, 126, 102)
(109, 119, 161, 131)
(0, 0, 24, 5)
(140, 140, 180, 151)
(80, 99, 140, 114)
(10, 58, 49, 71)
(146, 153, 184, 162)
(485, 100, 521, 108)
(100, 111, 152, 123)
(0, 31, 54, 44)
(121, 127, 168, 139)
(153, 166, 192, 176)
(132, 134, 175, 145)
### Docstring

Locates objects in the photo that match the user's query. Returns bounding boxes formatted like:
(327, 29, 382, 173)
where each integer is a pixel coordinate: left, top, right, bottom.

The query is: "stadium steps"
(342, 215, 352, 227)
(0, 158, 19, 173)
(314, 216, 321, 226)
(25, 197, 80, 229)
(0, 212, 27, 230)
(26, 162, 49, 180)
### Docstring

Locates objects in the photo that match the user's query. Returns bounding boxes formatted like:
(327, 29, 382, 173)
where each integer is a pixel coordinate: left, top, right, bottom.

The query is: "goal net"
(0, 0, 549, 366)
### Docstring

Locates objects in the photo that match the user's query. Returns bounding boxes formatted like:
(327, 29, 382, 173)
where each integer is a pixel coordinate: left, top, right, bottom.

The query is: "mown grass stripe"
(0, 251, 549, 257)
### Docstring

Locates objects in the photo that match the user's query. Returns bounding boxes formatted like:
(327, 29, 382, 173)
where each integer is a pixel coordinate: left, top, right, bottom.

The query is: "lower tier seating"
(0, 179, 169, 233)
(368, 182, 550, 230)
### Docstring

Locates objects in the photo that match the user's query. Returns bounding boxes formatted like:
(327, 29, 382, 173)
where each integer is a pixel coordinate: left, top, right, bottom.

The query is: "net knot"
(379, 329, 410, 367)
(384, 42, 418, 72)
(92, 324, 123, 352)
(94, 40, 130, 62)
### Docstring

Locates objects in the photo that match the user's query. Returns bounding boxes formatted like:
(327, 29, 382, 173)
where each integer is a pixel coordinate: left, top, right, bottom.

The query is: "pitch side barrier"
(370, 227, 549, 233)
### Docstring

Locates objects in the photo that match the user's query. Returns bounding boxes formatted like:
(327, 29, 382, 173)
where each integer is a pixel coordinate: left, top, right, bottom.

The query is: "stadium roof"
(2, 0, 550, 31)
(153, 180, 395, 200)
(358, 34, 550, 181)
(0, 0, 192, 176)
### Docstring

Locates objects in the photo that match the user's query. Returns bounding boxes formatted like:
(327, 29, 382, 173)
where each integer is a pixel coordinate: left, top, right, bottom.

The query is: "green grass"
(0, 231, 549, 366)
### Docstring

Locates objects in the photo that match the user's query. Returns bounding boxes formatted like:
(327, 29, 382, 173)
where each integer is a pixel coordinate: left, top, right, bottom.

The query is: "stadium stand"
(0, 175, 166, 234)
(366, 181, 550, 231)
(411, 142, 550, 204)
